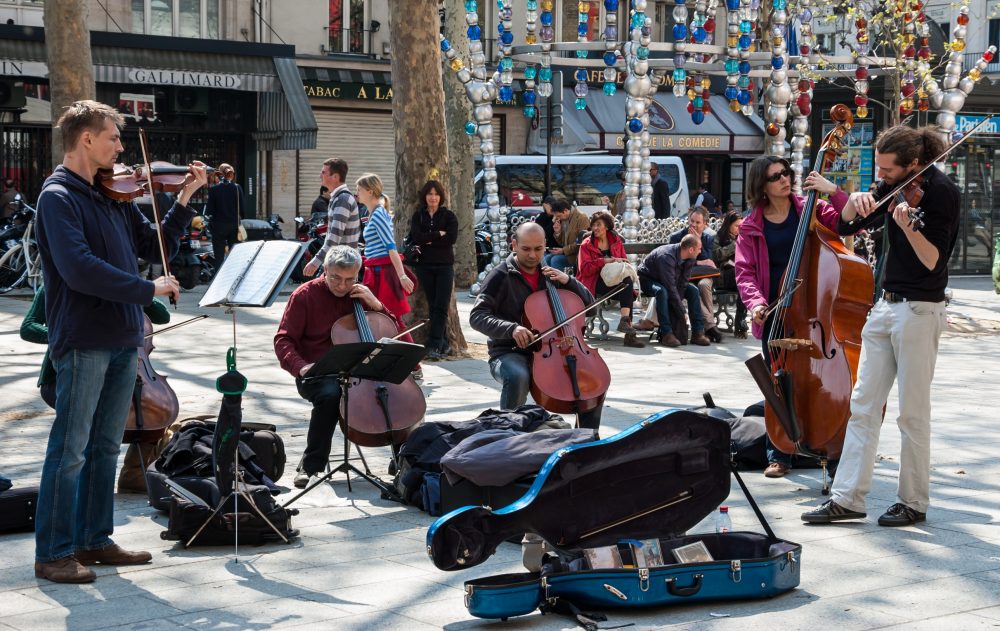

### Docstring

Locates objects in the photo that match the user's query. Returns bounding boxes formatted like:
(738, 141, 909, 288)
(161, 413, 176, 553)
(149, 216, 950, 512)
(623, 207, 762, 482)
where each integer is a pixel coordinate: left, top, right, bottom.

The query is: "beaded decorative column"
(621, 0, 654, 244)
(789, 0, 813, 193)
(602, 0, 620, 96)
(763, 0, 790, 157)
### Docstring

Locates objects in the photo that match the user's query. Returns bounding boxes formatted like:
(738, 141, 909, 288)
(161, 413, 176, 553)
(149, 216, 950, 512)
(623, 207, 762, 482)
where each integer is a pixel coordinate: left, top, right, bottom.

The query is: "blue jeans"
(36, 347, 137, 562)
(638, 277, 704, 335)
(545, 253, 569, 271)
(489, 351, 602, 430)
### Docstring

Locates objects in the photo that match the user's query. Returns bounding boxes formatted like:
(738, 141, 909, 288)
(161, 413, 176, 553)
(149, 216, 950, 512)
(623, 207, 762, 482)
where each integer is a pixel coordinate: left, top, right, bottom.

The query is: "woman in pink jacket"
(735, 155, 850, 477)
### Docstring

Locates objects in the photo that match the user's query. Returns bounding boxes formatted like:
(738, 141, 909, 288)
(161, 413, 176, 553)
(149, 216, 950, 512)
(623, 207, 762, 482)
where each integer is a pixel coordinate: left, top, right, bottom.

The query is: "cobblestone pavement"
(0, 276, 997, 630)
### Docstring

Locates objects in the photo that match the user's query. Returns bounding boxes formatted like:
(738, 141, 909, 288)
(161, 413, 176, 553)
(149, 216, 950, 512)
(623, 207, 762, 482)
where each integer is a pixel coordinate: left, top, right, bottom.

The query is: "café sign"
(613, 134, 726, 151)
(127, 68, 242, 89)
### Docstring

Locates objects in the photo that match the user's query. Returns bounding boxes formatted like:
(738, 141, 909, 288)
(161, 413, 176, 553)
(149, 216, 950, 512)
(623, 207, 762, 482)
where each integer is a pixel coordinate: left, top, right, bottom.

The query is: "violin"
(870, 175, 926, 232)
(97, 161, 217, 202)
(522, 278, 610, 415)
(122, 314, 180, 443)
(330, 299, 425, 448)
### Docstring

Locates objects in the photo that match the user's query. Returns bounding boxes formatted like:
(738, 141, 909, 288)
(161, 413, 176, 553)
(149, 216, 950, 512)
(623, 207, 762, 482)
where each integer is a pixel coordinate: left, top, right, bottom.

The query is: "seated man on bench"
(636, 235, 711, 348)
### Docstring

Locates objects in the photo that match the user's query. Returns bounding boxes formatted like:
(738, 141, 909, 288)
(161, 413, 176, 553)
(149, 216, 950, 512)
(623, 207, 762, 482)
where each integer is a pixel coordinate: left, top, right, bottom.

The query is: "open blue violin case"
(426, 409, 802, 620)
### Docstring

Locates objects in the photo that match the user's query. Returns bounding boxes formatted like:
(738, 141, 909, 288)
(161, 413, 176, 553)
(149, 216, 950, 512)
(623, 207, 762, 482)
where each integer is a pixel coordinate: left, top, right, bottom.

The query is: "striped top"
(309, 184, 360, 269)
(362, 205, 396, 260)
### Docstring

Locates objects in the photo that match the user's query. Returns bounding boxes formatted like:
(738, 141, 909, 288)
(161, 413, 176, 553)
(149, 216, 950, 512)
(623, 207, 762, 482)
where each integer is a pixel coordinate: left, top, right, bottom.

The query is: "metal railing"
(327, 27, 378, 56)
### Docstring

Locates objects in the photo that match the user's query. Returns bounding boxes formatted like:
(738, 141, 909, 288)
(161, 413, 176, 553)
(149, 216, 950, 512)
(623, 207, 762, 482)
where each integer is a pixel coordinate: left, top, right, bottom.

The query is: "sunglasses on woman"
(765, 168, 793, 183)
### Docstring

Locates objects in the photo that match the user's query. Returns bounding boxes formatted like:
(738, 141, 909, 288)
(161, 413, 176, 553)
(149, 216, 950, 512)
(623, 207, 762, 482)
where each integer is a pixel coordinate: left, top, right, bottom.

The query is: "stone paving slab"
(0, 278, 998, 629)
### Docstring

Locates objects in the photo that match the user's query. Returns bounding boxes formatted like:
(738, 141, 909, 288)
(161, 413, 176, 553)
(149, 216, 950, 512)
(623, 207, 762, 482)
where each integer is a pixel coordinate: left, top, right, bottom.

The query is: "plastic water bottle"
(715, 505, 732, 533)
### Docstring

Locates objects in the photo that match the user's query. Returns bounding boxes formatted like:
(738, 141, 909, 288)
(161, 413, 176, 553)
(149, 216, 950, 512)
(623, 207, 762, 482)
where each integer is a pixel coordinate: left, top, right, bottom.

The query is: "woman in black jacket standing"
(408, 180, 459, 360)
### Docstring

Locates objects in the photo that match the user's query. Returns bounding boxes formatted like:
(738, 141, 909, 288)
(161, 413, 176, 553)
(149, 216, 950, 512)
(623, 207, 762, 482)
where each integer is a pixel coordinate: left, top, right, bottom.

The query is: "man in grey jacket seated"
(469, 222, 602, 431)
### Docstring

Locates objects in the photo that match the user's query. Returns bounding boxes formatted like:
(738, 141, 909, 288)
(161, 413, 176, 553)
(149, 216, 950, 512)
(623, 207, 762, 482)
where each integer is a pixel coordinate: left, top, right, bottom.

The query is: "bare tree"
(44, 0, 95, 164)
(443, 0, 477, 289)
(388, 0, 468, 355)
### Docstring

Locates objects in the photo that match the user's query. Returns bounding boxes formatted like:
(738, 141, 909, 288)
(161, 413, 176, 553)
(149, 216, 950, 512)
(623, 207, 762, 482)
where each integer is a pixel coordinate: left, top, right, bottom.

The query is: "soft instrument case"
(426, 409, 801, 620)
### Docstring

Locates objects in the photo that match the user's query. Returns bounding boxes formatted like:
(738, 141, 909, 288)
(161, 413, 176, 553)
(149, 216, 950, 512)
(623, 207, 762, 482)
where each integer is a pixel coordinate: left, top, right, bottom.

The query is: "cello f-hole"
(811, 320, 837, 360)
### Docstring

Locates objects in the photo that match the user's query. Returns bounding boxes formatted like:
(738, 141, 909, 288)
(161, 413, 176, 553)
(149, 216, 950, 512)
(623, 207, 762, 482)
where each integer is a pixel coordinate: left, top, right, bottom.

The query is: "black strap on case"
(730, 459, 778, 542)
(539, 597, 634, 631)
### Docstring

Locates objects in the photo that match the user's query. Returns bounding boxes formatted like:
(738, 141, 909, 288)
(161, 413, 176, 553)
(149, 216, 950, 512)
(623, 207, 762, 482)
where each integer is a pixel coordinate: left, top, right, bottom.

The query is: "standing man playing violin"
(470, 222, 603, 430)
(274, 246, 390, 488)
(33, 100, 208, 583)
(803, 125, 960, 527)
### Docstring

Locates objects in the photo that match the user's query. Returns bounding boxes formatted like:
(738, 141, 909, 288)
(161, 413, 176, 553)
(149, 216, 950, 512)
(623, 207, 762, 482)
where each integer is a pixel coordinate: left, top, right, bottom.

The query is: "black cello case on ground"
(426, 409, 801, 620)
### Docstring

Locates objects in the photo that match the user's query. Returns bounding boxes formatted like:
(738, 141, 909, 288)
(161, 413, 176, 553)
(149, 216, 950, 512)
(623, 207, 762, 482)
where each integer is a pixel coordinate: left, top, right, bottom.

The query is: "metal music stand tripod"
(282, 340, 426, 508)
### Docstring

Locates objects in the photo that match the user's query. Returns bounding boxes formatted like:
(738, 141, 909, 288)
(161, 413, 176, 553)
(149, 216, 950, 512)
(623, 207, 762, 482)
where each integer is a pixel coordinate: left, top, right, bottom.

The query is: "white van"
(473, 154, 689, 225)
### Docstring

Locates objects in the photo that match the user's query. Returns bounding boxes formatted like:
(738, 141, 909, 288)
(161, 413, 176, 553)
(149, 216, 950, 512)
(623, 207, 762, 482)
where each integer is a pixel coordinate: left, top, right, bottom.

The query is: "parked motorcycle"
(290, 216, 326, 283)
(474, 222, 493, 274)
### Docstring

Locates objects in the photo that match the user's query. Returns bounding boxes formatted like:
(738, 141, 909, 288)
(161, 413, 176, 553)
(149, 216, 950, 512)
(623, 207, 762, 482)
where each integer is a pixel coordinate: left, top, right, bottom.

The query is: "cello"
(523, 278, 611, 416)
(330, 299, 426, 448)
(756, 104, 874, 486)
(122, 314, 180, 443)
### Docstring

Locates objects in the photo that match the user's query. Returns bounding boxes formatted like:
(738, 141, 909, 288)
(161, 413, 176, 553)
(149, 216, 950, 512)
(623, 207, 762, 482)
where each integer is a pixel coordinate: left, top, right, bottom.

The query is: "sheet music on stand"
(200, 240, 305, 308)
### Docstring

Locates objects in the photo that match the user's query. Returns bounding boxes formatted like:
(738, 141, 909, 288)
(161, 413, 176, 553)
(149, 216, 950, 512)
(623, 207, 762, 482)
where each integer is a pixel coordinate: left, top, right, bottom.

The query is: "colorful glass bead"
(603, 82, 617, 95)
(575, 97, 587, 110)
(628, 118, 643, 133)
(523, 106, 537, 118)
(465, 121, 477, 135)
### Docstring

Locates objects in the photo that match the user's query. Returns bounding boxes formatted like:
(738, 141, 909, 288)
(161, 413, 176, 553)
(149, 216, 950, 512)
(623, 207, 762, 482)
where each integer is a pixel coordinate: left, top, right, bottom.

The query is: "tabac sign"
(304, 80, 522, 107)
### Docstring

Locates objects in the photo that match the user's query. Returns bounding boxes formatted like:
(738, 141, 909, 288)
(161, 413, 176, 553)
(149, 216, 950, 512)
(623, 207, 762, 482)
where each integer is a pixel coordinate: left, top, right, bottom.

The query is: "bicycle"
(0, 194, 42, 294)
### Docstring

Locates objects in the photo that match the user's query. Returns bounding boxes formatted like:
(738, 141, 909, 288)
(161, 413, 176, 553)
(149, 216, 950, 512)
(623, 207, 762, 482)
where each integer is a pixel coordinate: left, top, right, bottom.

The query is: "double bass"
(523, 279, 611, 416)
(330, 299, 426, 447)
(752, 104, 874, 485)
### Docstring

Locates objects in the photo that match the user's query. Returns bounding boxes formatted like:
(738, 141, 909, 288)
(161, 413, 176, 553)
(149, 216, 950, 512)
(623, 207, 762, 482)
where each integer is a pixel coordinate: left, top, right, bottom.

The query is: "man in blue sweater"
(33, 100, 207, 583)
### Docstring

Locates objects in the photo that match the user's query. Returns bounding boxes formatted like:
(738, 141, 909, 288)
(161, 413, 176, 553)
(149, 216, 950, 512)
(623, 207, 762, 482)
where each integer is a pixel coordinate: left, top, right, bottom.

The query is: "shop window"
(130, 0, 220, 39)
(990, 19, 1000, 53)
(329, 0, 369, 54)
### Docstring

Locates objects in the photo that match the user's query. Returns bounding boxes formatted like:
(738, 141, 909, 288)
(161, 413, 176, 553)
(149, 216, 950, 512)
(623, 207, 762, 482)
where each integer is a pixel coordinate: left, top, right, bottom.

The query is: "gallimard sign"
(613, 134, 726, 151)
(127, 69, 242, 89)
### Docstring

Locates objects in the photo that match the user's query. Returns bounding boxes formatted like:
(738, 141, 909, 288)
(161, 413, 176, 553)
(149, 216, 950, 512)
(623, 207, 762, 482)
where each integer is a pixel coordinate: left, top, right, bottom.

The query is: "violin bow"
(527, 283, 628, 345)
(143, 314, 209, 339)
(137, 128, 175, 307)
(391, 319, 427, 341)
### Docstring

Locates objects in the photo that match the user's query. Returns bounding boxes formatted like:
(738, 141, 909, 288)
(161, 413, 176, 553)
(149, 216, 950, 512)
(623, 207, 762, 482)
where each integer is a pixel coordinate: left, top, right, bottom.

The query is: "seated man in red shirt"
(274, 245, 390, 488)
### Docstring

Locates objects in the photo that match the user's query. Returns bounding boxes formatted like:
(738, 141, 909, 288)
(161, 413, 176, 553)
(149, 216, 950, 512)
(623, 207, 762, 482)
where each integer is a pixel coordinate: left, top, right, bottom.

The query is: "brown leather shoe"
(634, 318, 656, 331)
(764, 462, 790, 478)
(690, 332, 711, 346)
(34, 556, 96, 583)
(623, 332, 645, 348)
(705, 327, 724, 343)
(658, 332, 681, 347)
(75, 543, 152, 566)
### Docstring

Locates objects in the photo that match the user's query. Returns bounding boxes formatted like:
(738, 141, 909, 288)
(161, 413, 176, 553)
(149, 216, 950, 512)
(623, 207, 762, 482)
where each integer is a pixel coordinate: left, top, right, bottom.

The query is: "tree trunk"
(44, 0, 95, 166)
(443, 0, 477, 289)
(388, 0, 467, 355)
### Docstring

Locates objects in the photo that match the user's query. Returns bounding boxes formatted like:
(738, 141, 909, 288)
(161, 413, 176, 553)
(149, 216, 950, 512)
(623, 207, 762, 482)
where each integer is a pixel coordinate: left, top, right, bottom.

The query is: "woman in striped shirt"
(356, 173, 417, 345)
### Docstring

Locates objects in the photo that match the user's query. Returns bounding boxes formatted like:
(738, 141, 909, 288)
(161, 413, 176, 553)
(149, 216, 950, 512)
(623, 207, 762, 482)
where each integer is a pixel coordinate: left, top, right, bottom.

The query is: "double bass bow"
(522, 276, 612, 416)
(330, 299, 426, 448)
(750, 104, 874, 487)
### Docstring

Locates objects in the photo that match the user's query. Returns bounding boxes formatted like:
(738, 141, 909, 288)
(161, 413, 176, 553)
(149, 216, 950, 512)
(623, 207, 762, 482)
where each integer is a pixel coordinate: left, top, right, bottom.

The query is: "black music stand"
(282, 340, 426, 508)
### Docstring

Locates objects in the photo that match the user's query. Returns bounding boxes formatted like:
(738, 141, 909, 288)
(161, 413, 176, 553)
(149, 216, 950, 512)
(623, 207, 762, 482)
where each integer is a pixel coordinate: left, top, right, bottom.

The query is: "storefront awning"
(528, 87, 765, 155)
(299, 65, 391, 85)
(0, 26, 316, 150)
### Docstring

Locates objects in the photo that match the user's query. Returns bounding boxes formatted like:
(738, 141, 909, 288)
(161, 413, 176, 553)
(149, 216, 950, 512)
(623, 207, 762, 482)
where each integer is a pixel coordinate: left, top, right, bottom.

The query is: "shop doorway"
(948, 143, 997, 274)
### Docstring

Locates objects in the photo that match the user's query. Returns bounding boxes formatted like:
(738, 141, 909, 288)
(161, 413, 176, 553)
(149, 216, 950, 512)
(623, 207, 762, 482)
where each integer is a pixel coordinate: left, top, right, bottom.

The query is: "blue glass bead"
(575, 69, 588, 82)
(541, 12, 553, 26)
(772, 0, 786, 8)
(440, 38, 450, 51)
(631, 13, 643, 28)
(727, 0, 740, 8)
(604, 51, 617, 65)
(693, 27, 706, 43)
(738, 34, 751, 48)
(497, 0, 503, 7)
(740, 20, 751, 33)
(467, 25, 481, 39)
(605, 0, 618, 9)
(539, 67, 552, 81)
(738, 75, 750, 88)
(673, 24, 688, 40)
(673, 68, 686, 82)
(724, 59, 738, 73)
(525, 66, 538, 79)
(578, 23, 589, 37)
(725, 86, 739, 99)
(575, 97, 587, 110)
(499, 57, 513, 71)
(637, 46, 649, 59)
(501, 31, 513, 45)
(527, 0, 537, 8)
(576, 50, 589, 59)
(603, 82, 617, 95)
(522, 90, 536, 105)
(500, 86, 514, 101)
(738, 61, 751, 74)
(692, 110, 705, 124)
(524, 106, 537, 118)
(498, 23, 504, 34)
(628, 117, 643, 133)
(465, 0, 477, 11)
(771, 56, 784, 69)
(737, 89, 751, 104)
(465, 121, 477, 135)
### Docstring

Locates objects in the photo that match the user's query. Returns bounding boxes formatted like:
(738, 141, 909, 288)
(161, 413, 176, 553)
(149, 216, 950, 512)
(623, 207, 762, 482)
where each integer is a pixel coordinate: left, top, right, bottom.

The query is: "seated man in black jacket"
(637, 234, 711, 348)
(469, 222, 602, 431)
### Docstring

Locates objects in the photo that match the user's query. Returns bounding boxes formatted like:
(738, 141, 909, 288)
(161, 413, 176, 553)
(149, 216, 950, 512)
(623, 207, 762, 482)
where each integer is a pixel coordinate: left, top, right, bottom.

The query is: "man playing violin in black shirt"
(803, 125, 960, 527)
(470, 222, 603, 431)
